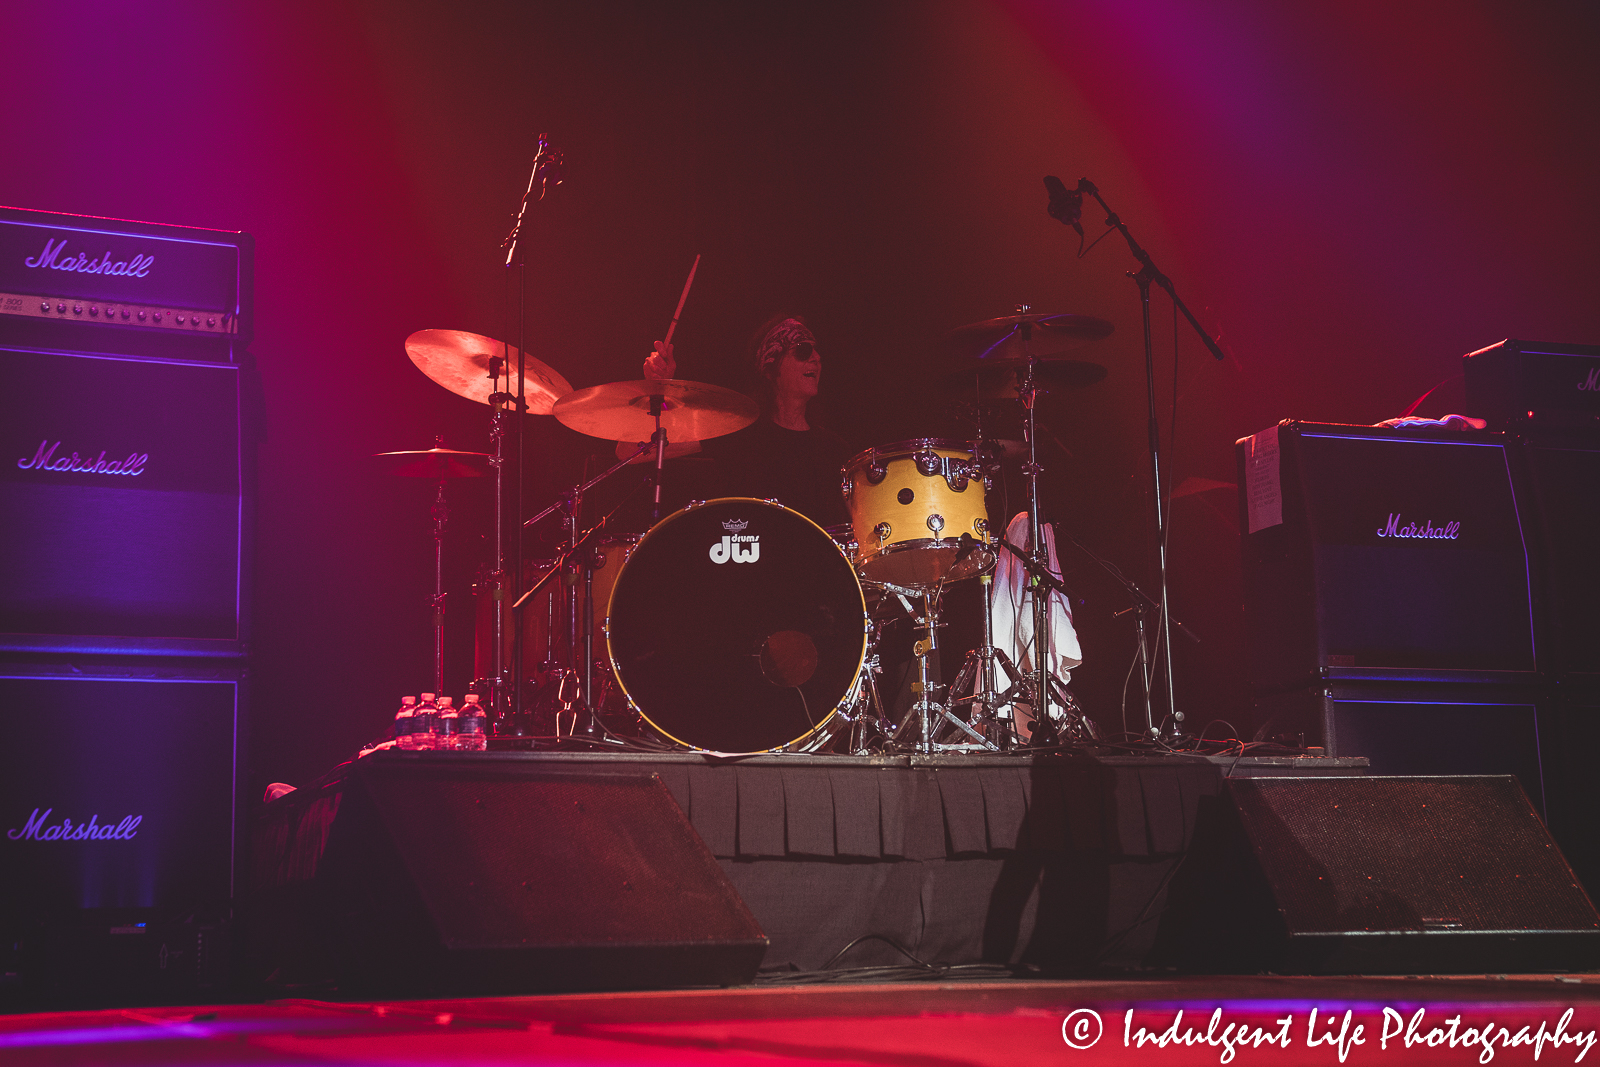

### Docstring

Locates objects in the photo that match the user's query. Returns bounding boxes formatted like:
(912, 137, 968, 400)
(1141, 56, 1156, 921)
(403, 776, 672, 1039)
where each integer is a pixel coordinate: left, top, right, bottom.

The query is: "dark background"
(2, 0, 1596, 793)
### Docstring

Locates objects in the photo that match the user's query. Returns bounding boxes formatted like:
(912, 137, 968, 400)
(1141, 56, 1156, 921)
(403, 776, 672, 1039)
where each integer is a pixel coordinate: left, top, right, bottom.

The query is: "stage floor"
(5, 976, 1600, 1066)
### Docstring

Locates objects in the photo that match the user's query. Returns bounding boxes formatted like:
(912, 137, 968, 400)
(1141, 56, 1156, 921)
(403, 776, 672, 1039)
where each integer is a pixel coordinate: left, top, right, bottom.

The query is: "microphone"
(1043, 175, 1083, 237)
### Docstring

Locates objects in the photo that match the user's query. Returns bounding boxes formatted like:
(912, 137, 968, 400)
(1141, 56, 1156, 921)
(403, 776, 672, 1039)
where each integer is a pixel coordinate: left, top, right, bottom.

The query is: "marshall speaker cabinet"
(1464, 338, 1600, 434)
(0, 205, 254, 658)
(1237, 421, 1538, 690)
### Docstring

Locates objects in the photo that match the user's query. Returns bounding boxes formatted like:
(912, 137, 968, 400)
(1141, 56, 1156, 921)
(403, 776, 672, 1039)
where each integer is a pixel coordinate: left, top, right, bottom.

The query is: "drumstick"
(662, 253, 700, 349)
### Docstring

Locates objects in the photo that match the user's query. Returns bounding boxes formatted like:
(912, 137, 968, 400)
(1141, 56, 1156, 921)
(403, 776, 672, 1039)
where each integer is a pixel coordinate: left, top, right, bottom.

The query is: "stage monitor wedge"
(302, 760, 768, 995)
(1155, 776, 1600, 975)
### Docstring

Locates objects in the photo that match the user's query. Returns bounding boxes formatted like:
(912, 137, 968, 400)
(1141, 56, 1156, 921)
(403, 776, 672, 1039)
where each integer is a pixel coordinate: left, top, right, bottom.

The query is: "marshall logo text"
(1376, 513, 1461, 540)
(17, 440, 147, 476)
(24, 237, 154, 278)
(8, 808, 142, 842)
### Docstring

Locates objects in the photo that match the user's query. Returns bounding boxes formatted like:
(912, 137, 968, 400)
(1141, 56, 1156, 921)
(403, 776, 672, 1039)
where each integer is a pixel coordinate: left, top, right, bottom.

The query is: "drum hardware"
(946, 569, 1028, 749)
(885, 585, 1000, 754)
(987, 532, 1099, 744)
(372, 438, 491, 700)
(516, 444, 657, 741)
(1045, 177, 1224, 742)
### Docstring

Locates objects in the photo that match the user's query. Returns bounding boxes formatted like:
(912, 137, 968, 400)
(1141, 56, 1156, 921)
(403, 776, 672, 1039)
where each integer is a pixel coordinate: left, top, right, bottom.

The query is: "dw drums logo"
(710, 518, 760, 564)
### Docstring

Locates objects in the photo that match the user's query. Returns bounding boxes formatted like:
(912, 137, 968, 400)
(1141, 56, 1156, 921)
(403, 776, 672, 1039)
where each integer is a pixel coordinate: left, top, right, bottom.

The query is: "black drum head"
(606, 498, 867, 752)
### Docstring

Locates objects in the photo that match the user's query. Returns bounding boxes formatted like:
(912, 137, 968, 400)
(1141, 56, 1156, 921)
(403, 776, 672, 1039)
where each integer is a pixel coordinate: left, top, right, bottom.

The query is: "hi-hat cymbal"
(553, 379, 758, 443)
(372, 446, 491, 479)
(942, 359, 1107, 398)
(953, 312, 1114, 362)
(405, 329, 572, 414)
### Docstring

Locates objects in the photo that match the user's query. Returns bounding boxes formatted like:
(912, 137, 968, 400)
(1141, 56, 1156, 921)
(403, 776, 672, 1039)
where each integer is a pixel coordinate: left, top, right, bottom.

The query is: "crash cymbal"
(372, 446, 491, 479)
(953, 312, 1114, 362)
(553, 379, 758, 443)
(405, 329, 572, 414)
(942, 359, 1107, 398)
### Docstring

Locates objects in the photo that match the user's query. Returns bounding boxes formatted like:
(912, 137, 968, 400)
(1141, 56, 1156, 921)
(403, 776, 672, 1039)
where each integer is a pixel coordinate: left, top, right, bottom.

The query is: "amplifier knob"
(89, 306, 99, 316)
(56, 303, 66, 313)
(152, 312, 161, 322)
(72, 305, 82, 314)
(206, 317, 216, 327)
(137, 310, 146, 321)
(39, 302, 49, 312)
(176, 315, 186, 325)
(120, 309, 130, 319)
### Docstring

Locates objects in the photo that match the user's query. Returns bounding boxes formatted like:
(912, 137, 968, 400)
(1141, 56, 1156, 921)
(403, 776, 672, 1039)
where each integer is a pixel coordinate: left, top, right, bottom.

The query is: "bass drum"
(606, 498, 868, 753)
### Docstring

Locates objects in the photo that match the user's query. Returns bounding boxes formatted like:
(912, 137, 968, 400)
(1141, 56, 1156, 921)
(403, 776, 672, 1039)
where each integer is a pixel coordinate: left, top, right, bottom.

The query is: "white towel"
(991, 511, 1082, 678)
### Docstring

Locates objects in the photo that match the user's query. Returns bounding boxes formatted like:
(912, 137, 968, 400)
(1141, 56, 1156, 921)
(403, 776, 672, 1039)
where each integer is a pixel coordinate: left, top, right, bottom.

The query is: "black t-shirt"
(703, 419, 855, 527)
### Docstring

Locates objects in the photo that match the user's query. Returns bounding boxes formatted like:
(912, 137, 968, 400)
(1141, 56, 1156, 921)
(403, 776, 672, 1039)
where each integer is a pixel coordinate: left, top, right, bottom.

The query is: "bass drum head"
(607, 498, 867, 753)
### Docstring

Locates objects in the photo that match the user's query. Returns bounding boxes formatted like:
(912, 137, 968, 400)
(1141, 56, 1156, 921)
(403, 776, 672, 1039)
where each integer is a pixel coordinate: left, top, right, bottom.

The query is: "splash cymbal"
(372, 446, 491, 479)
(405, 329, 572, 414)
(953, 311, 1114, 362)
(553, 379, 758, 443)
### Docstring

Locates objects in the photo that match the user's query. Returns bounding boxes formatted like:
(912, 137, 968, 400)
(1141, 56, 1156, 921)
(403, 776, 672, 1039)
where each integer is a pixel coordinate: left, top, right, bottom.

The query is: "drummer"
(638, 314, 855, 527)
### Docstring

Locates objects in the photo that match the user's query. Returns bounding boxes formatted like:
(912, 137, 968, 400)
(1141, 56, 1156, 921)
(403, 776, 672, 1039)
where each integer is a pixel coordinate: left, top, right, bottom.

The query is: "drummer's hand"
(642, 340, 675, 381)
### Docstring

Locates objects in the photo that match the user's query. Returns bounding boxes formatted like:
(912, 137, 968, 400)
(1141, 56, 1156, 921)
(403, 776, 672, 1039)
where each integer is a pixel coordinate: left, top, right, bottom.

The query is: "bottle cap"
(463, 694, 480, 704)
(401, 696, 417, 705)
(438, 697, 453, 707)
(420, 693, 436, 700)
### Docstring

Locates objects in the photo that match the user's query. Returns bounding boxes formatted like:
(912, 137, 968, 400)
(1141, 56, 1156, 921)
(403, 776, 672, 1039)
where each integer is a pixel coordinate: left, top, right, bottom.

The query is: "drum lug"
(873, 521, 892, 543)
(913, 448, 940, 477)
(926, 513, 945, 533)
(973, 516, 989, 536)
(840, 471, 853, 499)
(684, 499, 707, 510)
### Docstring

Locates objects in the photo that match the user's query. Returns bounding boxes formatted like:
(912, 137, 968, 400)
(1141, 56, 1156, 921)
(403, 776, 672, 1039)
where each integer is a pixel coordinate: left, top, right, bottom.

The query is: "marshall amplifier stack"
(1238, 395, 1600, 894)
(0, 205, 254, 996)
(1463, 339, 1600, 896)
(1237, 421, 1544, 804)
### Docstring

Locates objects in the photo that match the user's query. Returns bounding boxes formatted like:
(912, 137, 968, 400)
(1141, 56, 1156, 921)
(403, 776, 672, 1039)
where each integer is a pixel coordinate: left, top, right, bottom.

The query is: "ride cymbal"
(552, 379, 758, 443)
(405, 329, 572, 414)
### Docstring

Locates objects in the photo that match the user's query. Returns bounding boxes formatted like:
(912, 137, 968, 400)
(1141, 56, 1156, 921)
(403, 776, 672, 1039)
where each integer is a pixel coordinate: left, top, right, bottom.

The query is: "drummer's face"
(773, 342, 821, 400)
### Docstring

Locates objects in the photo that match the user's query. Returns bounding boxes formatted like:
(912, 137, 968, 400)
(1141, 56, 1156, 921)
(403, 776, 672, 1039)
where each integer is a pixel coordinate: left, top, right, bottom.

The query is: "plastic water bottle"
(413, 693, 439, 750)
(435, 697, 458, 750)
(457, 694, 488, 751)
(392, 696, 418, 748)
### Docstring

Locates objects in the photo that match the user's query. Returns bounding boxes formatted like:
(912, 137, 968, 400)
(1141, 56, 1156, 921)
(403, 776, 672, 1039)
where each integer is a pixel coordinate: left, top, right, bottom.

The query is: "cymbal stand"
(992, 535, 1098, 744)
(484, 370, 520, 734)
(428, 463, 450, 698)
(1011, 324, 1065, 745)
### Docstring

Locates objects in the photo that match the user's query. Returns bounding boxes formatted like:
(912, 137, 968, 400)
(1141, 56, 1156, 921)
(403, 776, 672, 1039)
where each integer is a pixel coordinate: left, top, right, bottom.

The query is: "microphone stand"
(495, 134, 562, 736)
(1068, 177, 1223, 742)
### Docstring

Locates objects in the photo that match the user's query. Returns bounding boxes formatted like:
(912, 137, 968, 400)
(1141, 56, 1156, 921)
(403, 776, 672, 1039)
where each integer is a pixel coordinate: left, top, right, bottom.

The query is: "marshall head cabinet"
(0, 206, 254, 657)
(1237, 421, 1537, 689)
(1464, 338, 1600, 434)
